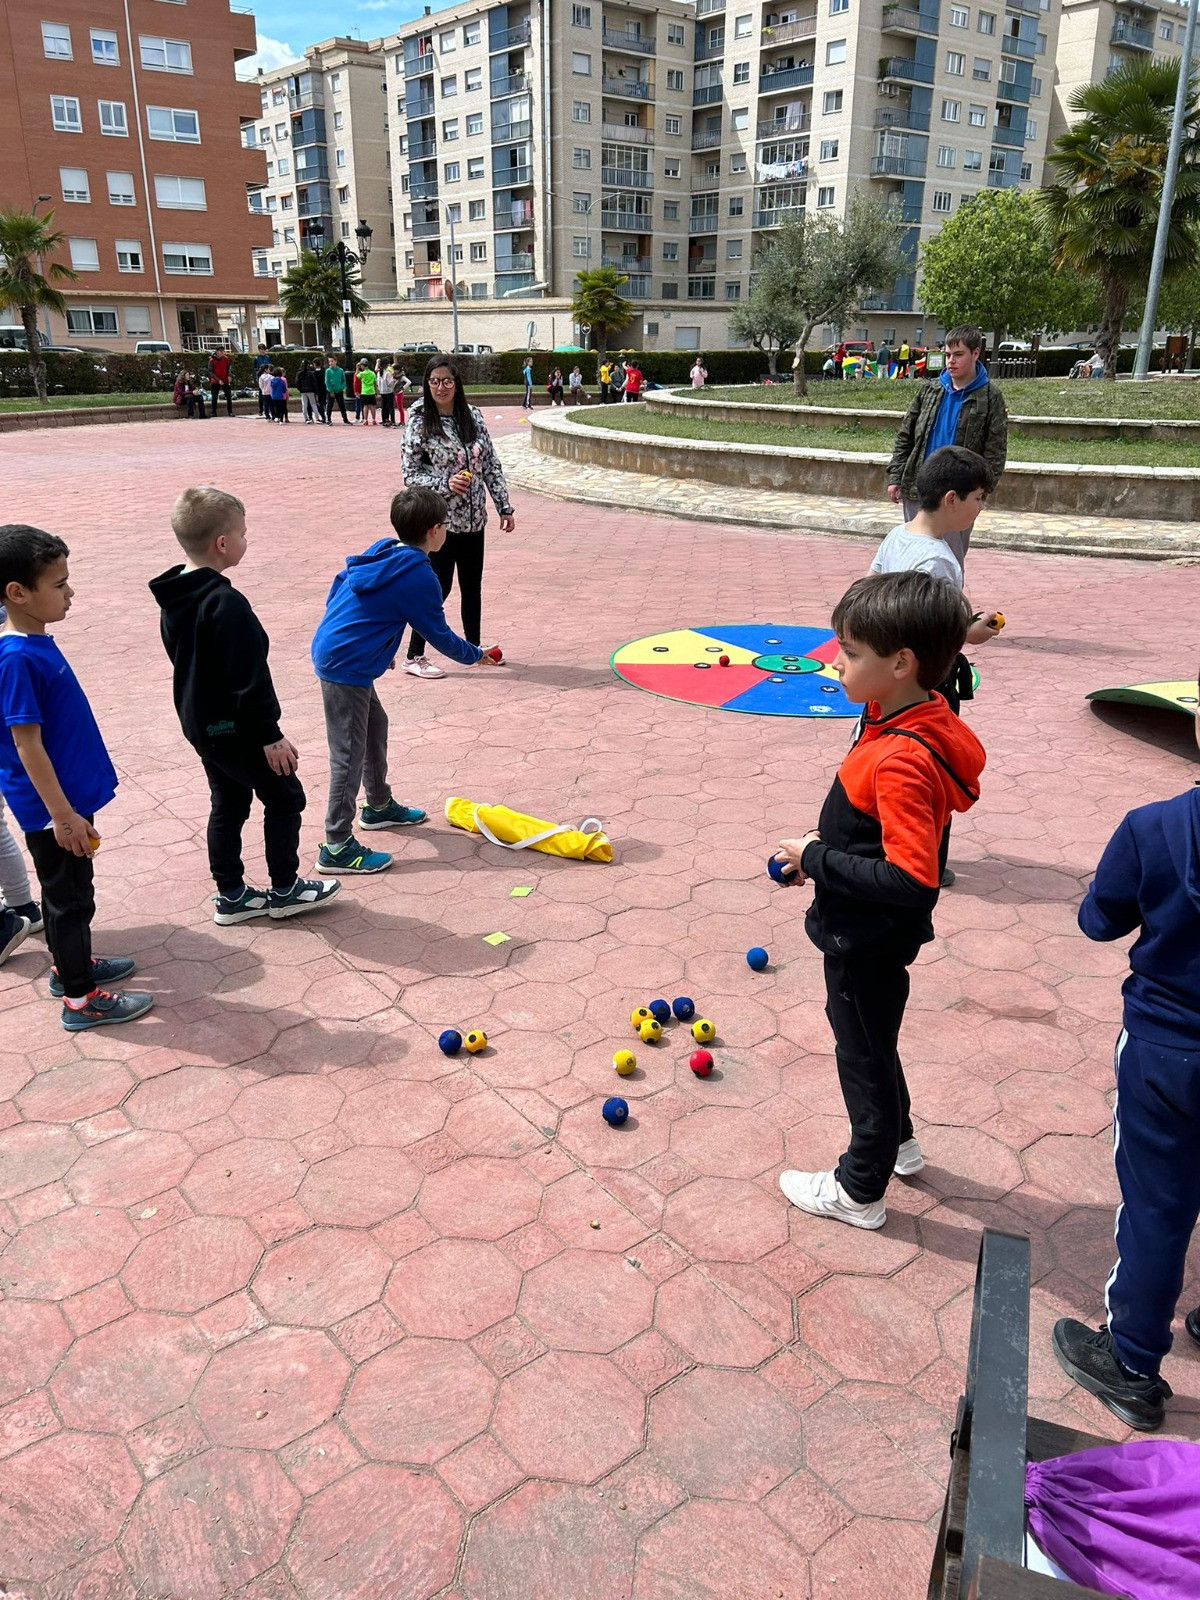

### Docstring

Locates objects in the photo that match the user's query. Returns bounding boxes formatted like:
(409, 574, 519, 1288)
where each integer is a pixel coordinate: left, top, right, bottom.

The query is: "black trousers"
(824, 944, 919, 1204)
(185, 393, 206, 418)
(257, 388, 269, 417)
(197, 741, 306, 896)
(209, 379, 233, 415)
(380, 393, 396, 426)
(327, 392, 349, 423)
(25, 821, 96, 1000)
(407, 528, 485, 657)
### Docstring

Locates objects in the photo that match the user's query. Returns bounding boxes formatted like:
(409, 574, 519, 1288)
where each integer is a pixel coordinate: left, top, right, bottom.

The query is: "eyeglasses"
(429, 376, 456, 388)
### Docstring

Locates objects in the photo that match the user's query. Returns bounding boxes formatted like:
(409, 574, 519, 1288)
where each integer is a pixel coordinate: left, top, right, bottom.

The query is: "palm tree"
(0, 207, 77, 402)
(570, 266, 633, 355)
(278, 249, 368, 352)
(1041, 59, 1200, 378)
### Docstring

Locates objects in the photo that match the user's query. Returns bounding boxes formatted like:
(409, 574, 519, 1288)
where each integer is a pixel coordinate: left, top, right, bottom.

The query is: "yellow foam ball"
(613, 1049, 637, 1076)
(638, 1018, 662, 1043)
(464, 1029, 488, 1053)
(629, 1006, 653, 1033)
(691, 1018, 715, 1043)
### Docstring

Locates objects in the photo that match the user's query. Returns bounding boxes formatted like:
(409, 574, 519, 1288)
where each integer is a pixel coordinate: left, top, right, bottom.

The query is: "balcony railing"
(761, 15, 816, 43)
(602, 121, 653, 144)
(493, 119, 533, 143)
(691, 173, 722, 191)
(602, 25, 655, 53)
(505, 200, 535, 225)
(870, 153, 926, 177)
(603, 75, 652, 99)
(693, 84, 724, 105)
(1005, 0, 1042, 11)
(695, 36, 727, 61)
(753, 205, 804, 226)
(874, 105, 931, 131)
(996, 74, 1032, 102)
(1000, 31, 1038, 55)
(491, 20, 532, 50)
(626, 274, 652, 296)
(878, 55, 934, 83)
(687, 274, 716, 299)
(688, 208, 719, 229)
(494, 273, 535, 294)
(603, 165, 652, 188)
(296, 185, 331, 217)
(287, 86, 322, 111)
(696, 0, 725, 13)
(759, 63, 815, 91)
(1110, 19, 1154, 46)
(992, 123, 1025, 145)
(409, 179, 440, 201)
(861, 292, 914, 311)
(758, 114, 809, 136)
(406, 52, 435, 77)
(602, 254, 651, 271)
(492, 72, 529, 97)
(987, 168, 1020, 187)
(405, 279, 450, 301)
(494, 252, 534, 272)
(881, 5, 923, 33)
(600, 207, 652, 227)
(406, 95, 435, 118)
(494, 164, 533, 185)
(412, 219, 440, 239)
(692, 127, 722, 149)
(407, 138, 437, 159)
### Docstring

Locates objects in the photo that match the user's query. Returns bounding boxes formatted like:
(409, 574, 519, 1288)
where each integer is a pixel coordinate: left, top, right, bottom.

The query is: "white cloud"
(235, 34, 298, 81)
(355, 1, 402, 10)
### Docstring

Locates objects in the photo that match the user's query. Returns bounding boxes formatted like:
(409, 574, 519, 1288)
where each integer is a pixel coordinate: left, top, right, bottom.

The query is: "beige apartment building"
(1051, 0, 1187, 144)
(243, 37, 395, 345)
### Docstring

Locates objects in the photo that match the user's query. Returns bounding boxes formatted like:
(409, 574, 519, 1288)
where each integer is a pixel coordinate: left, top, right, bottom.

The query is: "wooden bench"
(928, 1228, 1112, 1600)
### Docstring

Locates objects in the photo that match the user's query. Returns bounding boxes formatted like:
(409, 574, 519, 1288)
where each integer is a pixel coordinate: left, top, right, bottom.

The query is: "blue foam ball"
(602, 1096, 630, 1127)
(648, 999, 671, 1024)
(768, 855, 796, 884)
(672, 996, 695, 1021)
(747, 946, 769, 972)
(438, 1028, 463, 1056)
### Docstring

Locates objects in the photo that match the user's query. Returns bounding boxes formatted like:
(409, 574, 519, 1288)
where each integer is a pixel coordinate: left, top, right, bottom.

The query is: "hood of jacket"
(148, 563, 227, 648)
(340, 538, 430, 610)
(1162, 786, 1200, 915)
(939, 360, 989, 401)
(859, 692, 986, 817)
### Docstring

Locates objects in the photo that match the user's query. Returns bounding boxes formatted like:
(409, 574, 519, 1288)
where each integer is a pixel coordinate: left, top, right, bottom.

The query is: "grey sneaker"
(61, 988, 154, 1031)
(268, 877, 342, 919)
(213, 885, 271, 925)
(894, 1138, 926, 1176)
(49, 956, 136, 998)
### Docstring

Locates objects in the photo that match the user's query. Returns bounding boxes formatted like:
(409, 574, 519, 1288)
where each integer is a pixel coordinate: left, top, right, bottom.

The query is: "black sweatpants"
(25, 821, 96, 1000)
(209, 380, 233, 416)
(197, 741, 306, 896)
(327, 391, 350, 423)
(407, 528, 485, 657)
(824, 943, 920, 1204)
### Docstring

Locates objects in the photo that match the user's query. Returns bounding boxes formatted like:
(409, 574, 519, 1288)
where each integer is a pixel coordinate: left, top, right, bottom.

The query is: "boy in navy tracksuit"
(1053, 708, 1200, 1431)
(311, 487, 501, 877)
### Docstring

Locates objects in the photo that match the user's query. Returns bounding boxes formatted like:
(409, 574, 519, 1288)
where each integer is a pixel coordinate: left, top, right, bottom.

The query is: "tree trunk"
(1096, 279, 1130, 380)
(766, 344, 778, 376)
(793, 345, 809, 397)
(992, 325, 1007, 362)
(20, 304, 47, 403)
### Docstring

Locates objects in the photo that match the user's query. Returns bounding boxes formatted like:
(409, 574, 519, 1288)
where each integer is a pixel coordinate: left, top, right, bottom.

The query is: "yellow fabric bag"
(445, 797, 613, 862)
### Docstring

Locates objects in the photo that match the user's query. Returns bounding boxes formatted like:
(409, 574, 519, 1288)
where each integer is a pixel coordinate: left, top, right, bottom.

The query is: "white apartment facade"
(1051, 0, 1187, 145)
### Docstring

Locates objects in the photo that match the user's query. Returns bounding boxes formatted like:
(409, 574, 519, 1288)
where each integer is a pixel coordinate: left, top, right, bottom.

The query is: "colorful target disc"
(611, 624, 857, 717)
(1087, 680, 1200, 715)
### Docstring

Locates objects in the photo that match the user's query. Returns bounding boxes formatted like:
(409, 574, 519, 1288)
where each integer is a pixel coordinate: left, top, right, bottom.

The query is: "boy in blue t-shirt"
(0, 526, 153, 1029)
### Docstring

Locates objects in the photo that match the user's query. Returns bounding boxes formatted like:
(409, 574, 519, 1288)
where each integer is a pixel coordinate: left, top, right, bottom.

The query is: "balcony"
(602, 254, 651, 271)
(406, 279, 451, 301)
(759, 63, 815, 92)
(756, 158, 806, 179)
(987, 168, 1020, 187)
(691, 172, 722, 190)
(600, 207, 652, 228)
(697, 0, 725, 12)
(406, 94, 435, 118)
(992, 122, 1025, 145)
(602, 121, 654, 144)
(693, 84, 724, 105)
(758, 114, 808, 136)
(492, 73, 529, 97)
(494, 272, 535, 293)
(1005, 0, 1042, 10)
(688, 209, 719, 231)
(881, 5, 923, 34)
(687, 274, 716, 299)
(626, 274, 652, 296)
(505, 199, 535, 225)
(602, 25, 655, 54)
(874, 105, 931, 131)
(494, 164, 533, 185)
(494, 252, 534, 272)
(406, 52, 435, 78)
(409, 179, 439, 200)
(753, 205, 804, 226)
(603, 165, 653, 187)
(996, 74, 1032, 102)
(761, 15, 816, 44)
(493, 118, 532, 142)
(878, 55, 934, 83)
(491, 20, 532, 51)
(412, 219, 440, 239)
(870, 153, 926, 177)
(287, 86, 322, 111)
(407, 138, 437, 159)
(695, 35, 727, 61)
(692, 127, 722, 149)
(296, 184, 331, 217)
(861, 292, 914, 311)
(1110, 19, 1154, 47)
(1000, 30, 1038, 56)
(603, 74, 652, 99)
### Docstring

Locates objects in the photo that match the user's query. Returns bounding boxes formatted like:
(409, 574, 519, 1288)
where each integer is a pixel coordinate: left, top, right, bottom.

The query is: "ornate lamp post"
(305, 217, 373, 363)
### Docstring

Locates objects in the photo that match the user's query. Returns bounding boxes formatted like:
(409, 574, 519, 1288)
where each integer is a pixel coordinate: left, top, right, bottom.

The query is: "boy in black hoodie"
(149, 487, 341, 924)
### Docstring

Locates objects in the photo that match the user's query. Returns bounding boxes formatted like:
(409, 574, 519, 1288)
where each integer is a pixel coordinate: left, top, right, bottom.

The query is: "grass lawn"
(0, 391, 175, 413)
(571, 405, 1200, 469)
(699, 378, 1200, 422)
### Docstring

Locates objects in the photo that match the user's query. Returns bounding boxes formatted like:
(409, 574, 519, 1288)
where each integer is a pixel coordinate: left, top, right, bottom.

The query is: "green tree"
(752, 198, 908, 395)
(570, 266, 633, 355)
(0, 207, 77, 402)
(1154, 269, 1200, 366)
(728, 283, 802, 375)
(278, 249, 369, 352)
(918, 188, 1099, 349)
(1041, 59, 1200, 378)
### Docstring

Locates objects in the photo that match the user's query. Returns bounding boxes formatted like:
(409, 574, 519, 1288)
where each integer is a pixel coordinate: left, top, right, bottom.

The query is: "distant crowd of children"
(174, 350, 412, 428)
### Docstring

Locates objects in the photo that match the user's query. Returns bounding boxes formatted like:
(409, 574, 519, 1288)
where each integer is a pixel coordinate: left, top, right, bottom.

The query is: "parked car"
(454, 342, 494, 354)
(134, 340, 173, 355)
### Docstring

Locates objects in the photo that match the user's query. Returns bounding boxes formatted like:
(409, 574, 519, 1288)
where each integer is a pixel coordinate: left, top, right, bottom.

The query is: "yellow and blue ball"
(602, 1096, 630, 1126)
(691, 1018, 716, 1044)
(630, 1006, 653, 1033)
(464, 1029, 488, 1054)
(648, 999, 671, 1024)
(613, 1048, 637, 1077)
(672, 996, 695, 1021)
(438, 1028, 463, 1056)
(638, 1018, 662, 1044)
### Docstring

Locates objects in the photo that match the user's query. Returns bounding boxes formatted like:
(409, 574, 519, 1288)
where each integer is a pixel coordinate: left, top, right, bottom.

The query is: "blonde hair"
(170, 486, 245, 557)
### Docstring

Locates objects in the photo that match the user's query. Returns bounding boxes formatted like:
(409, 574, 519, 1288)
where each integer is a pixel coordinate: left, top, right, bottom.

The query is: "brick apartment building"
(0, 0, 271, 352)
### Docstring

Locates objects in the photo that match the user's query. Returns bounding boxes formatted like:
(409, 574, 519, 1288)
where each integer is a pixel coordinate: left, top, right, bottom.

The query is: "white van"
(134, 340, 173, 355)
(455, 342, 494, 355)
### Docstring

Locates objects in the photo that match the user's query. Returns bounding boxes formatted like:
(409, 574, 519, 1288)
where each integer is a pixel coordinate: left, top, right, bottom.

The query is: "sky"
(235, 0, 448, 77)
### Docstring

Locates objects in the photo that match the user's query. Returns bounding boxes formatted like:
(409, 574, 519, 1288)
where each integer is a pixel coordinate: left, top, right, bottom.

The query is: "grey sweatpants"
(319, 679, 393, 844)
(0, 793, 32, 907)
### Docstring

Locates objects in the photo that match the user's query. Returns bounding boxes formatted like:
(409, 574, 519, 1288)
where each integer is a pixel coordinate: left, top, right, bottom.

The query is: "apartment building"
(244, 37, 396, 343)
(1051, 0, 1187, 144)
(0, 0, 269, 351)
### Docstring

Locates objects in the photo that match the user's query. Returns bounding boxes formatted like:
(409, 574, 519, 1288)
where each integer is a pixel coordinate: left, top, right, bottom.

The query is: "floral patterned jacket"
(401, 401, 514, 534)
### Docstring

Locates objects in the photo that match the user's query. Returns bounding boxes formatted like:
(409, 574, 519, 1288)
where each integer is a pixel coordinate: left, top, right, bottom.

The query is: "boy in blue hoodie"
(311, 487, 501, 875)
(1051, 695, 1200, 1432)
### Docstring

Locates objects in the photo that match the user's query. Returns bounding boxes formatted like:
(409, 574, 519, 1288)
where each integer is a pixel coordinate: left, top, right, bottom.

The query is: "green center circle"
(752, 653, 822, 675)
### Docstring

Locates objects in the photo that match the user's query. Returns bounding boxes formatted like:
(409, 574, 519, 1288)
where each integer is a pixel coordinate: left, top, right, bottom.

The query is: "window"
(162, 242, 212, 274)
(279, 194, 292, 210)
(932, 190, 952, 213)
(1031, 74, 1042, 97)
(51, 95, 82, 133)
(823, 90, 843, 114)
(333, 110, 344, 130)
(941, 98, 960, 122)
(667, 22, 685, 44)
(444, 160, 461, 180)
(572, 2, 592, 22)
(1020, 160, 1032, 180)
(470, 241, 487, 261)
(42, 21, 72, 58)
(725, 281, 742, 299)
(666, 68, 685, 90)
(335, 148, 346, 167)
(60, 167, 89, 203)
(728, 195, 744, 216)
(124, 306, 151, 335)
(441, 75, 457, 97)
(439, 29, 456, 51)
(264, 160, 275, 179)
(443, 117, 459, 139)
(467, 112, 484, 134)
(91, 29, 119, 65)
(663, 199, 679, 219)
(663, 242, 679, 260)
(949, 4, 968, 23)
(97, 99, 129, 137)
(464, 21, 481, 44)
(816, 185, 835, 206)
(666, 113, 682, 133)
(972, 57, 991, 81)
(571, 190, 591, 213)
(1160, 19, 1174, 39)
(147, 106, 200, 142)
(963, 147, 982, 170)
(730, 152, 747, 172)
(66, 306, 118, 336)
(817, 138, 838, 161)
(572, 147, 592, 168)
(1025, 116, 1037, 141)
(465, 66, 482, 90)
(275, 122, 287, 140)
(107, 170, 135, 205)
(338, 184, 350, 202)
(467, 155, 484, 178)
(726, 238, 743, 258)
(469, 197, 486, 219)
(572, 51, 591, 73)
(662, 282, 679, 299)
(272, 88, 286, 104)
(572, 100, 591, 122)
(282, 226, 295, 242)
(68, 237, 100, 271)
(732, 62, 750, 83)
(139, 36, 192, 72)
(831, 0, 850, 12)
(731, 107, 749, 130)
(277, 157, 289, 176)
(572, 236, 591, 258)
(826, 38, 847, 65)
(937, 144, 956, 167)
(1035, 30, 1046, 53)
(968, 102, 986, 126)
(116, 239, 143, 272)
(154, 174, 206, 209)
(664, 157, 681, 176)
(330, 72, 341, 91)
(734, 13, 753, 36)
(978, 9, 995, 31)
(402, 211, 411, 231)
(258, 125, 270, 142)
(945, 51, 964, 74)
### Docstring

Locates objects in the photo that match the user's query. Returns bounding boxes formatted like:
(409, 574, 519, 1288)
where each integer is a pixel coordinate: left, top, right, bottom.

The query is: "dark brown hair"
(832, 571, 971, 690)
(943, 325, 983, 354)
(915, 445, 995, 511)
(390, 486, 448, 545)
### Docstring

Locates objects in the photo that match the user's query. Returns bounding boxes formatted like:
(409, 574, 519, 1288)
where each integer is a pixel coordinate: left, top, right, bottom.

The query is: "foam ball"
(690, 1049, 714, 1077)
(638, 1018, 662, 1044)
(630, 1006, 653, 1033)
(648, 999, 671, 1024)
(613, 1049, 637, 1077)
(747, 947, 769, 972)
(991, 611, 1005, 631)
(484, 646, 504, 663)
(438, 1028, 463, 1056)
(464, 1029, 488, 1053)
(602, 1096, 630, 1126)
(672, 996, 695, 1021)
(692, 1018, 715, 1043)
(718, 654, 730, 666)
(768, 855, 796, 884)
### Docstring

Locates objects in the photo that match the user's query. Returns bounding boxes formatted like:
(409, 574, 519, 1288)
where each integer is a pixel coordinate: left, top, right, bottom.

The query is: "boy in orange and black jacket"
(774, 571, 986, 1232)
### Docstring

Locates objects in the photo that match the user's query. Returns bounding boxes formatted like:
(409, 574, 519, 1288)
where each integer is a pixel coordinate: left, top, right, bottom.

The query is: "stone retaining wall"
(0, 390, 528, 433)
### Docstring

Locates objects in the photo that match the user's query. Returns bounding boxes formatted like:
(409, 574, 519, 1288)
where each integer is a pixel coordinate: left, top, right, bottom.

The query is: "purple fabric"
(1026, 1442, 1200, 1599)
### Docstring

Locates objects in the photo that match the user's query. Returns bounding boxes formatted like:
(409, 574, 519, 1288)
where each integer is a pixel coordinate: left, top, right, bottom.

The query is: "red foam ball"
(485, 646, 503, 663)
(718, 654, 730, 666)
(689, 1049, 714, 1077)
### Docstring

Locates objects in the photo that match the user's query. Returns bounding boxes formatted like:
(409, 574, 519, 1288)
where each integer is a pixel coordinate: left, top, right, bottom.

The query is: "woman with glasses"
(400, 355, 516, 679)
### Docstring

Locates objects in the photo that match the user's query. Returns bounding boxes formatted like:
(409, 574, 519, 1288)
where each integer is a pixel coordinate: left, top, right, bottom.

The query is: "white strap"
(472, 805, 570, 851)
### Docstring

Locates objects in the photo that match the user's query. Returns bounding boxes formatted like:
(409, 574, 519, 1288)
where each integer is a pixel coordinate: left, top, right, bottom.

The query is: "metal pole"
(340, 243, 353, 365)
(1134, 0, 1199, 378)
(447, 209, 460, 351)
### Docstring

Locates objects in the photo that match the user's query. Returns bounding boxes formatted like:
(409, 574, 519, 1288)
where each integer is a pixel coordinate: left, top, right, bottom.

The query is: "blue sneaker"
(49, 955, 136, 998)
(212, 885, 271, 925)
(61, 988, 154, 1031)
(0, 909, 31, 967)
(316, 838, 392, 875)
(360, 799, 428, 830)
(268, 876, 343, 918)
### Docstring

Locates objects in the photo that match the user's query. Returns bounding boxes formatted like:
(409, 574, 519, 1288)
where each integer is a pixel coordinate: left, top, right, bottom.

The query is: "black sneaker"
(11, 900, 43, 934)
(212, 885, 271, 925)
(49, 956, 137, 998)
(940, 866, 956, 888)
(1051, 1318, 1172, 1432)
(0, 909, 31, 966)
(61, 988, 154, 1032)
(268, 877, 342, 920)
(1185, 1307, 1200, 1347)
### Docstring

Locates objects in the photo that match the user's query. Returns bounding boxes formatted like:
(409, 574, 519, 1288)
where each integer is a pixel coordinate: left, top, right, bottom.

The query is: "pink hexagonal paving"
(518, 1248, 655, 1352)
(252, 1228, 391, 1327)
(343, 1337, 496, 1463)
(385, 1236, 521, 1338)
(491, 1351, 644, 1482)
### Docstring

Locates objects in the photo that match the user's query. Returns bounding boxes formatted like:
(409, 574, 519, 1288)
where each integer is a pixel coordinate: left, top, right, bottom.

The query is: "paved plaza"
(0, 413, 1198, 1599)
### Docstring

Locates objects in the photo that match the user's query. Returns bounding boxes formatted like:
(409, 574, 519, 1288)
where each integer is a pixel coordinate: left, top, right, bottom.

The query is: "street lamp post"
(33, 194, 53, 347)
(304, 218, 373, 364)
(446, 207, 461, 352)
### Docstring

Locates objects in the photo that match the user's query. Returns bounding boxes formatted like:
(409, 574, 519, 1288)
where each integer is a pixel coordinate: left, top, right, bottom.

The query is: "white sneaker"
(894, 1138, 926, 1176)
(778, 1169, 886, 1230)
(404, 656, 445, 679)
